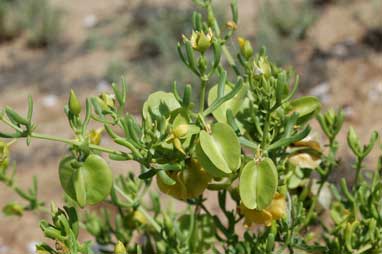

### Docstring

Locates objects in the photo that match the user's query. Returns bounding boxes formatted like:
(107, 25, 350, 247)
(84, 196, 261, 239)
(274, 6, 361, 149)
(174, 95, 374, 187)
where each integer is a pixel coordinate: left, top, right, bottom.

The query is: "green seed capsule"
(59, 154, 112, 207)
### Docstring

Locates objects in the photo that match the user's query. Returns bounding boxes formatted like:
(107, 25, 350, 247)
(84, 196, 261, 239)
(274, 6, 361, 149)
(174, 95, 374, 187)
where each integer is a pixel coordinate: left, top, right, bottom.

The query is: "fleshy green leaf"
(239, 158, 278, 210)
(288, 96, 321, 124)
(142, 91, 180, 120)
(207, 83, 247, 123)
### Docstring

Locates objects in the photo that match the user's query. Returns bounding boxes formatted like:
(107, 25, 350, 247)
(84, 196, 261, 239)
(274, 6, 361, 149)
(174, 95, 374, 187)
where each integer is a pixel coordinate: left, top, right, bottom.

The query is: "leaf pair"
(196, 123, 241, 177)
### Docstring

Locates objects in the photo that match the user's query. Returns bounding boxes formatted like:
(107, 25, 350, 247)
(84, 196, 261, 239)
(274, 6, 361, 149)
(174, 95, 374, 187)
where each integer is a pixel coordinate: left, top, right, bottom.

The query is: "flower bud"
(133, 210, 148, 225)
(99, 93, 115, 109)
(226, 21, 237, 30)
(69, 89, 81, 115)
(114, 241, 127, 254)
(50, 201, 58, 215)
(173, 124, 189, 139)
(253, 56, 271, 76)
(2, 202, 24, 216)
(0, 141, 9, 172)
(89, 128, 104, 145)
(238, 37, 253, 59)
(190, 30, 213, 53)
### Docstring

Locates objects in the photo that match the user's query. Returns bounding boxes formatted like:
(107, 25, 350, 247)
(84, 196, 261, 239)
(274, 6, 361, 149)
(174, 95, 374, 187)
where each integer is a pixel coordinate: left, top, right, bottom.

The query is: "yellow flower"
(157, 159, 211, 200)
(239, 193, 286, 227)
(226, 21, 237, 30)
(190, 29, 213, 53)
(89, 128, 104, 145)
(133, 210, 148, 225)
(237, 37, 253, 59)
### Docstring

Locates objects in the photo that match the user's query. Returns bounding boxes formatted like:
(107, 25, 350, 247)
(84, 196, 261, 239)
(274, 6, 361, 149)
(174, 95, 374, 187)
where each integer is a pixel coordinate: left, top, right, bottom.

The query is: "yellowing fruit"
(157, 159, 211, 200)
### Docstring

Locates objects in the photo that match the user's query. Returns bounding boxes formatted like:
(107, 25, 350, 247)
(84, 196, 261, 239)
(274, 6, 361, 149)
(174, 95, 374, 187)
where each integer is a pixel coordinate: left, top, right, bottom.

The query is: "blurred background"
(0, 0, 381, 252)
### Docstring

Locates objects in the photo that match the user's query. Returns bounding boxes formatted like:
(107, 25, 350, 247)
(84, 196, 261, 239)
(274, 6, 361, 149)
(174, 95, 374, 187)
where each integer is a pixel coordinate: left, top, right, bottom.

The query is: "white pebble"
(42, 94, 58, 108)
(309, 82, 331, 104)
(0, 245, 9, 254)
(27, 241, 39, 254)
(97, 80, 111, 92)
(83, 14, 97, 28)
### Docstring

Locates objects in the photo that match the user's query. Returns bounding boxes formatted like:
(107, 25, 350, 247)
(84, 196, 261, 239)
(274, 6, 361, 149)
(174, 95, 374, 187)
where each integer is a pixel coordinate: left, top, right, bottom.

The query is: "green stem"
(222, 45, 235, 67)
(353, 158, 363, 189)
(199, 79, 207, 113)
(261, 112, 271, 148)
(30, 132, 130, 158)
(298, 140, 337, 231)
(114, 185, 161, 233)
(1, 117, 23, 133)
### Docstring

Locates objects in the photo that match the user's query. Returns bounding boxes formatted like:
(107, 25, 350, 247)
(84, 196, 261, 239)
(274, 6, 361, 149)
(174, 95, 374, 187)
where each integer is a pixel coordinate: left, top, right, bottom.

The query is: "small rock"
(332, 43, 348, 58)
(0, 245, 9, 254)
(343, 104, 355, 119)
(27, 241, 39, 254)
(42, 94, 58, 108)
(92, 244, 114, 254)
(309, 82, 331, 104)
(83, 14, 97, 28)
(368, 81, 382, 103)
(97, 80, 110, 92)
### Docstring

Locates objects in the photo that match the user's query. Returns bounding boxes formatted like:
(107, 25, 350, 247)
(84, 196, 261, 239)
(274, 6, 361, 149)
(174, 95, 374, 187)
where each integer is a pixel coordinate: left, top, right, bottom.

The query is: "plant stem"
(222, 45, 235, 67)
(30, 132, 131, 158)
(114, 185, 161, 233)
(261, 112, 271, 148)
(353, 158, 362, 189)
(1, 117, 23, 133)
(199, 79, 207, 113)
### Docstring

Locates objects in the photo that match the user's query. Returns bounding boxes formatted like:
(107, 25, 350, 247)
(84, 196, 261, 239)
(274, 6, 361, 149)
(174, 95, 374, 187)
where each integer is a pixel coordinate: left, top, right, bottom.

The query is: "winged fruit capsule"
(59, 154, 112, 207)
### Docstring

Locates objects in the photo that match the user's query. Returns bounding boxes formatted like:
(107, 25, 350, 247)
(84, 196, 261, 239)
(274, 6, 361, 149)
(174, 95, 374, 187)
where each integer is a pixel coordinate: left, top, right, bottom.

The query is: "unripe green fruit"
(69, 89, 81, 115)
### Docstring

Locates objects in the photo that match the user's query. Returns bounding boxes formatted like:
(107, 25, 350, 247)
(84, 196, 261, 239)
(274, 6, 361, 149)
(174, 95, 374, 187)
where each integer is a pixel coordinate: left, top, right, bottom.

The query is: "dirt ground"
(0, 0, 382, 253)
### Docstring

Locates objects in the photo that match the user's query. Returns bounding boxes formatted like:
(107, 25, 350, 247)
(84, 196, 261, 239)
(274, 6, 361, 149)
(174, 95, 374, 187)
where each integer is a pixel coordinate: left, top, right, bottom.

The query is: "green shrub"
(1, 1, 382, 253)
(0, 0, 22, 41)
(104, 59, 128, 84)
(256, 0, 316, 64)
(20, 0, 63, 47)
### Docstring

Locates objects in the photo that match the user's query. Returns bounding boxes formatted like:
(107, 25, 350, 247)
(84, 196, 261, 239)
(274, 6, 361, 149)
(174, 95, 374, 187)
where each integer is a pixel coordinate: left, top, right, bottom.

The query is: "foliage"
(0, 0, 22, 41)
(1, 0, 382, 253)
(104, 60, 129, 84)
(0, 0, 62, 47)
(256, 0, 316, 64)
